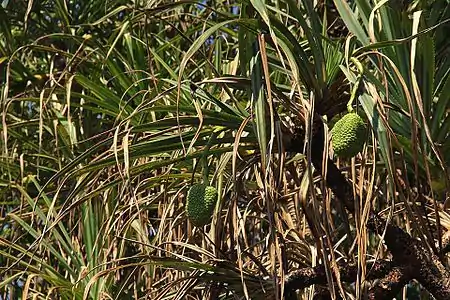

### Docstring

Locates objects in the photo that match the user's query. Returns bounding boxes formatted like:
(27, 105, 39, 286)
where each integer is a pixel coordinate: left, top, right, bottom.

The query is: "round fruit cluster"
(186, 184, 218, 227)
(331, 112, 367, 158)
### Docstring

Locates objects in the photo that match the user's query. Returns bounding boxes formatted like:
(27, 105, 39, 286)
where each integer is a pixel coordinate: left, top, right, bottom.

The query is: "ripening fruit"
(186, 184, 218, 227)
(331, 112, 366, 158)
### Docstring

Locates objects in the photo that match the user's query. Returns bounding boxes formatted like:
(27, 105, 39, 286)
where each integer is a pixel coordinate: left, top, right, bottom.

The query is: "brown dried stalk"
(283, 119, 450, 300)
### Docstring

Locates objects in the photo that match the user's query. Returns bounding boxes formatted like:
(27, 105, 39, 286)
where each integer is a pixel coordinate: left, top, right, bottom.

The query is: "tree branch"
(284, 261, 393, 299)
(368, 216, 450, 300)
(367, 265, 411, 300)
(282, 119, 450, 300)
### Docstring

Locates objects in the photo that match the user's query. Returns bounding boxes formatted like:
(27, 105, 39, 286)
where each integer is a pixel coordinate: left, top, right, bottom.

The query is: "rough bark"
(284, 261, 393, 300)
(368, 216, 450, 300)
(367, 265, 411, 300)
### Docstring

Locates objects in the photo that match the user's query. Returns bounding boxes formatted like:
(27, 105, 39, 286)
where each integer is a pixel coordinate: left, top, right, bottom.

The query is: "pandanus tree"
(0, 0, 449, 299)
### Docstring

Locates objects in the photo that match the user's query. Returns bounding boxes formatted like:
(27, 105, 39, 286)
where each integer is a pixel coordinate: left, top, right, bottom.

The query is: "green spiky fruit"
(186, 184, 218, 227)
(331, 112, 366, 158)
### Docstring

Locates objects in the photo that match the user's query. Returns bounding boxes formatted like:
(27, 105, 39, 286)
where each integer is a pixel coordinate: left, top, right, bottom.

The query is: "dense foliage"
(1, 0, 449, 299)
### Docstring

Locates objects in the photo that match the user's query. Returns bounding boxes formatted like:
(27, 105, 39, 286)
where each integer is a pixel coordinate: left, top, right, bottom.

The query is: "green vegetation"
(0, 0, 449, 299)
